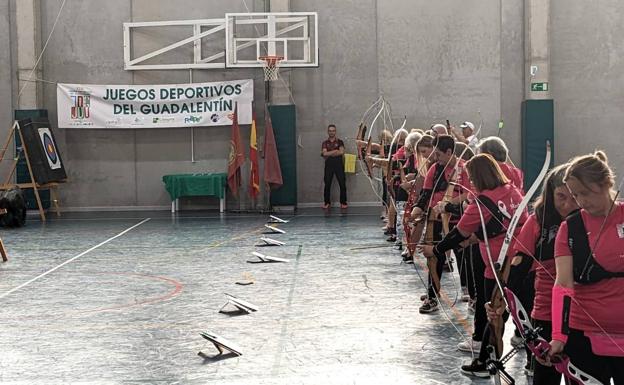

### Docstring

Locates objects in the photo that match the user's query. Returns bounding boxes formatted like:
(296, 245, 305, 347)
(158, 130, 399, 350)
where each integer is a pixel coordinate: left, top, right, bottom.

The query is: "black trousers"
(427, 221, 445, 299)
(565, 329, 624, 385)
(457, 245, 477, 294)
(324, 159, 347, 205)
(532, 320, 562, 385)
(469, 245, 487, 341)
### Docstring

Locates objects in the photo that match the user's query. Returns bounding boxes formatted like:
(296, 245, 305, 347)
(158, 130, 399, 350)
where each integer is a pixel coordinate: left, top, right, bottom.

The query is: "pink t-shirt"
(554, 203, 624, 334)
(514, 214, 557, 321)
(457, 183, 527, 279)
(498, 162, 525, 193)
(422, 159, 469, 209)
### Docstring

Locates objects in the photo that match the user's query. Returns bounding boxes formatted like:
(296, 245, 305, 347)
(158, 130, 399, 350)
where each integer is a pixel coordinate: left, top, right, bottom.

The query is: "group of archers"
(322, 121, 624, 384)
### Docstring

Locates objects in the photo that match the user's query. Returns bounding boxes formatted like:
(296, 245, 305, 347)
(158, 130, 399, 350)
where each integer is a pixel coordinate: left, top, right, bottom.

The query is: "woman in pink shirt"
(508, 163, 578, 384)
(420, 153, 527, 377)
(548, 151, 624, 384)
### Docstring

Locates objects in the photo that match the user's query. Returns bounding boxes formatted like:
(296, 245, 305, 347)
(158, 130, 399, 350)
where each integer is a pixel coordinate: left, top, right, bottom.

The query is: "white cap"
(460, 121, 475, 130)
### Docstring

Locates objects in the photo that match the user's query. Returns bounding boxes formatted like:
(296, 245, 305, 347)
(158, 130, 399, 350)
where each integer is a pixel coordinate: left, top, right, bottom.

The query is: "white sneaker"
(510, 334, 524, 347)
(457, 338, 482, 353)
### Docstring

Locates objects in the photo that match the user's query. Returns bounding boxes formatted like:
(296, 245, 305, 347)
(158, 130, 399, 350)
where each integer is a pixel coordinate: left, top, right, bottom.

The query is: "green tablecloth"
(162, 173, 227, 200)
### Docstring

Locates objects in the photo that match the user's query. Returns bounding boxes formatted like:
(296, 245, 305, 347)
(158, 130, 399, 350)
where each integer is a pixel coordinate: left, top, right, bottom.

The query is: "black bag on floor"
(0, 187, 27, 227)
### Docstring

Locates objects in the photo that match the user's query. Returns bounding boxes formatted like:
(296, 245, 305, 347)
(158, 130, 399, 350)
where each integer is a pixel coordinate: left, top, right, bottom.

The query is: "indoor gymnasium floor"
(0, 208, 531, 384)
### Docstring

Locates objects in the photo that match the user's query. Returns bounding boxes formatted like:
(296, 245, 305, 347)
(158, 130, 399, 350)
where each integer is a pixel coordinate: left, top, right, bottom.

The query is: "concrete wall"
(551, 0, 624, 170)
(0, 1, 621, 210)
(0, 0, 15, 178)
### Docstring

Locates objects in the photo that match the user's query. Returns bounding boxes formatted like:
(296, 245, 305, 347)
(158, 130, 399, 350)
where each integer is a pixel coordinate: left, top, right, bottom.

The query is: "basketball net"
(259, 56, 283, 82)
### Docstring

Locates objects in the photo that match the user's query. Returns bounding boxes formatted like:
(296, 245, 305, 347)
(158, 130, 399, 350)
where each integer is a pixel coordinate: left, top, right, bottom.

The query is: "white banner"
(56, 79, 254, 128)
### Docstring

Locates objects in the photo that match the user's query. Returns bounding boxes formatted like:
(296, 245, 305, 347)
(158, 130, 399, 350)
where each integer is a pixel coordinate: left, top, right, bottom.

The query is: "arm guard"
(551, 284, 574, 344)
(433, 227, 469, 259)
(415, 188, 433, 211)
(444, 202, 462, 216)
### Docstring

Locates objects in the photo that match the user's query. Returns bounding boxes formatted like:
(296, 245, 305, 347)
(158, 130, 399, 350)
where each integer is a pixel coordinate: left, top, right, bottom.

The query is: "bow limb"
(495, 141, 551, 267)
(356, 123, 364, 160)
(364, 137, 373, 178)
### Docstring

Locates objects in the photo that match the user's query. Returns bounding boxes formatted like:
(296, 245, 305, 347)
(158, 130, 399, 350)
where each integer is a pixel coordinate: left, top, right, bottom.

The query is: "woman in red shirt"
(420, 153, 527, 376)
(508, 163, 578, 384)
(547, 151, 624, 384)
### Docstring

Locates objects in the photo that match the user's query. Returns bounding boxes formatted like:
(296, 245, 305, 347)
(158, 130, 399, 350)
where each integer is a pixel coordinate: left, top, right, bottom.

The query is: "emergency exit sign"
(531, 82, 549, 91)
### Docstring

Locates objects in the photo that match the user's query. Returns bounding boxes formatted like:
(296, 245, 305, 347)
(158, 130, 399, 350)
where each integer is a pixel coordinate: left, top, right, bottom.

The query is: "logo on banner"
(70, 90, 91, 120)
(37, 127, 61, 170)
(184, 116, 201, 124)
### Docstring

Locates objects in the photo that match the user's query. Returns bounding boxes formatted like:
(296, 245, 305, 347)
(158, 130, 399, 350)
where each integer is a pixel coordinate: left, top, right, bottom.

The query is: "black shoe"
(402, 254, 413, 264)
(386, 235, 397, 242)
(420, 294, 428, 301)
(384, 228, 396, 236)
(460, 359, 490, 378)
(419, 299, 439, 314)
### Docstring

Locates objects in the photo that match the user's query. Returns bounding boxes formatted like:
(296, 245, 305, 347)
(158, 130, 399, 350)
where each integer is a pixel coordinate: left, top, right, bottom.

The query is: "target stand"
(219, 293, 259, 314)
(247, 251, 290, 264)
(268, 215, 288, 223)
(0, 121, 66, 222)
(256, 237, 285, 247)
(199, 331, 242, 357)
(263, 224, 286, 234)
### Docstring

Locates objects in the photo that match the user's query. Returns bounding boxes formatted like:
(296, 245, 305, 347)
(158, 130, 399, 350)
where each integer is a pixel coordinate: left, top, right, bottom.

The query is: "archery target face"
(37, 127, 61, 170)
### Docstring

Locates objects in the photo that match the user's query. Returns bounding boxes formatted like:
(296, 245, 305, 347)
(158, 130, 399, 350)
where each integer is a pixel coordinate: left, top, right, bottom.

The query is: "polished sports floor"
(0, 208, 531, 384)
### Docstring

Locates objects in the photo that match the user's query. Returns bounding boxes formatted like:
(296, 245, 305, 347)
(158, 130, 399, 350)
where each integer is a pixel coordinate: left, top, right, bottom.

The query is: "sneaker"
(402, 254, 413, 264)
(384, 228, 396, 236)
(420, 294, 428, 301)
(419, 299, 439, 314)
(510, 334, 524, 347)
(457, 338, 482, 353)
(340, 204, 348, 209)
(322, 203, 330, 209)
(524, 363, 534, 377)
(460, 359, 490, 378)
(386, 235, 397, 242)
(461, 287, 470, 302)
(394, 241, 403, 251)
(401, 249, 409, 257)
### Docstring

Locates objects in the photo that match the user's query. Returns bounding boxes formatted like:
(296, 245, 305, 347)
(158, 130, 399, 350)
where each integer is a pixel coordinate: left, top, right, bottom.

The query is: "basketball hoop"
(259, 55, 283, 82)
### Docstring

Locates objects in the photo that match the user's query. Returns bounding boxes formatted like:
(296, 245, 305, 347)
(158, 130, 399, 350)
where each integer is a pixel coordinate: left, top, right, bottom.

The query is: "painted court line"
(0, 218, 151, 300)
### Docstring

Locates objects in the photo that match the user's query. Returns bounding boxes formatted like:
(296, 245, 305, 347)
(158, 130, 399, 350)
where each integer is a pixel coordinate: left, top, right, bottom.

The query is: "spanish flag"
(249, 110, 260, 199)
